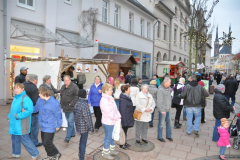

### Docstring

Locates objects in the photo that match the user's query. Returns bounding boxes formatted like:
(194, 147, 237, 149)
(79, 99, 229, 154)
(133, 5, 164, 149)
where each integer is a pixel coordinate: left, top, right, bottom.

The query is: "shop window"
(99, 44, 115, 54)
(17, 0, 35, 10)
(102, 0, 108, 23)
(117, 48, 130, 54)
(10, 45, 40, 54)
(132, 52, 140, 78)
(142, 54, 150, 79)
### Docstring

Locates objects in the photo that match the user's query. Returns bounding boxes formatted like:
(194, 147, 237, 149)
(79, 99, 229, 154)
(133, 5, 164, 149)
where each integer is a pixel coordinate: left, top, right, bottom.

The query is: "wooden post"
(61, 49, 64, 57)
(60, 58, 80, 74)
(101, 59, 108, 75)
(57, 60, 63, 90)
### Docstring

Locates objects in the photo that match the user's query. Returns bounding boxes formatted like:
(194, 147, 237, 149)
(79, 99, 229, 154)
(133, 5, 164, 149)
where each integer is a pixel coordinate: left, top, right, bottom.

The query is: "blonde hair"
(114, 78, 121, 89)
(179, 78, 185, 83)
(102, 83, 113, 93)
(14, 83, 24, 89)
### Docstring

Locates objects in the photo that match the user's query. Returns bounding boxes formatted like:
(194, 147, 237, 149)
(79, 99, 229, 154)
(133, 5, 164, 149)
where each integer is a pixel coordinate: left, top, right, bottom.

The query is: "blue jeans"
(226, 94, 236, 106)
(115, 100, 119, 110)
(29, 113, 40, 146)
(103, 124, 115, 149)
(149, 108, 155, 126)
(65, 112, 76, 141)
(158, 111, 172, 139)
(186, 107, 201, 134)
(11, 134, 39, 158)
(183, 107, 187, 118)
(79, 132, 88, 160)
(212, 119, 221, 142)
(219, 146, 226, 155)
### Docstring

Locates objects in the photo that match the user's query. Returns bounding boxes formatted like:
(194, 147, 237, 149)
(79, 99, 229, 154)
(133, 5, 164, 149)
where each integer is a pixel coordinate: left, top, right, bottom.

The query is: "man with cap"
(212, 84, 236, 142)
(15, 66, 28, 84)
(225, 75, 238, 106)
(125, 70, 133, 85)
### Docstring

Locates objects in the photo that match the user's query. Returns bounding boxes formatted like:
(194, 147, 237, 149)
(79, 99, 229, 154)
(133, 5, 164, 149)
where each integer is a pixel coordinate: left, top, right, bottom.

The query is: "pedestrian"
(114, 78, 123, 110)
(100, 83, 121, 160)
(119, 85, 134, 150)
(153, 74, 161, 87)
(61, 75, 79, 143)
(216, 72, 222, 85)
(236, 74, 240, 87)
(15, 66, 28, 84)
(182, 75, 192, 120)
(8, 83, 39, 160)
(212, 84, 235, 142)
(108, 77, 114, 86)
(148, 80, 158, 127)
(157, 77, 173, 142)
(125, 70, 133, 84)
(225, 75, 238, 106)
(171, 78, 185, 129)
(135, 84, 155, 144)
(179, 75, 205, 136)
(137, 78, 142, 91)
(217, 118, 231, 160)
(62, 66, 75, 78)
(130, 78, 139, 112)
(220, 77, 226, 85)
(118, 72, 125, 84)
(40, 75, 60, 98)
(23, 74, 31, 85)
(198, 81, 209, 123)
(24, 74, 42, 147)
(74, 89, 94, 160)
(33, 86, 62, 160)
(88, 76, 103, 132)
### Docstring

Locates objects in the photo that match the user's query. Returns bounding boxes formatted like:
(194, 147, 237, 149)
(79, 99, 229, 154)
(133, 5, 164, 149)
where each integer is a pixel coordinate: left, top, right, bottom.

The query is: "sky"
(208, 0, 240, 56)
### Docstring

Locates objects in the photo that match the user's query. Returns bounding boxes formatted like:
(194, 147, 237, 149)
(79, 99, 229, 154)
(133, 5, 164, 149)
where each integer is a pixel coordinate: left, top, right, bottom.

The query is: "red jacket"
(217, 126, 231, 147)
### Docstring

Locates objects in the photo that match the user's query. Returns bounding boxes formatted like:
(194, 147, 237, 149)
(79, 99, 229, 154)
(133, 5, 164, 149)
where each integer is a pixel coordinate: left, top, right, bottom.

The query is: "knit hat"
(78, 89, 86, 98)
(221, 118, 229, 126)
(150, 80, 157, 85)
(215, 84, 225, 92)
(198, 81, 204, 87)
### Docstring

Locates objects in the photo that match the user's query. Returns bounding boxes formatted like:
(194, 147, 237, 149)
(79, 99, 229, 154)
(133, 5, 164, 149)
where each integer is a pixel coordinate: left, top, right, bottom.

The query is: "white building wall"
(0, 0, 4, 105)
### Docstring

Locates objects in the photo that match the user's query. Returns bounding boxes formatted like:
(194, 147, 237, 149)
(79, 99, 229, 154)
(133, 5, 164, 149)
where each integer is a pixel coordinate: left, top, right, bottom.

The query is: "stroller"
(229, 111, 240, 150)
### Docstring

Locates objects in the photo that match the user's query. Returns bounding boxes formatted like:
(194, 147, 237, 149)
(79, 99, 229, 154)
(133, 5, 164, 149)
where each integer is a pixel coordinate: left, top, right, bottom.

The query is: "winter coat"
(40, 82, 60, 98)
(213, 89, 233, 119)
(237, 75, 240, 81)
(88, 83, 103, 107)
(60, 82, 79, 112)
(114, 84, 123, 100)
(100, 93, 121, 125)
(179, 81, 205, 108)
(130, 86, 139, 106)
(74, 98, 94, 134)
(148, 84, 158, 104)
(156, 79, 161, 87)
(15, 73, 26, 84)
(24, 81, 39, 106)
(119, 93, 134, 127)
(135, 92, 155, 122)
(225, 78, 238, 96)
(8, 91, 33, 135)
(216, 74, 222, 82)
(171, 83, 184, 106)
(125, 75, 133, 84)
(34, 97, 62, 133)
(217, 126, 231, 147)
(157, 84, 172, 112)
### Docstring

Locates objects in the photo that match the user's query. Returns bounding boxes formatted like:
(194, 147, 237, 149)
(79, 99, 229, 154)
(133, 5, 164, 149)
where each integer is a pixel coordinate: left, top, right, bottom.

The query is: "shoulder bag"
(133, 97, 149, 120)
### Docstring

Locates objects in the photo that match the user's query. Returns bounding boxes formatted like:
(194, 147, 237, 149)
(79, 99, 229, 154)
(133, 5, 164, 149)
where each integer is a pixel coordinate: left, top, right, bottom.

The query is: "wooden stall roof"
(93, 54, 137, 64)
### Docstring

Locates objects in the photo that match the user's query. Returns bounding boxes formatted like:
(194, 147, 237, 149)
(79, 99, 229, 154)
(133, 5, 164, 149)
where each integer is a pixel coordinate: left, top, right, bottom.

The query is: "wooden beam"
(101, 59, 108, 74)
(61, 49, 64, 57)
(60, 58, 80, 74)
(94, 62, 107, 78)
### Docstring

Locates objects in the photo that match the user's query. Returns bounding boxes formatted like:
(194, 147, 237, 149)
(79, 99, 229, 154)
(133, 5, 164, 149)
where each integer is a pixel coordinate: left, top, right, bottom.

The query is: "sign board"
(163, 68, 167, 73)
(202, 80, 209, 92)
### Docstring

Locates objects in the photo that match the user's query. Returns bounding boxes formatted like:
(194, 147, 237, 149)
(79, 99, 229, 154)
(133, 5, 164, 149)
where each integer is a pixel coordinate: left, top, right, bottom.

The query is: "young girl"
(217, 118, 231, 160)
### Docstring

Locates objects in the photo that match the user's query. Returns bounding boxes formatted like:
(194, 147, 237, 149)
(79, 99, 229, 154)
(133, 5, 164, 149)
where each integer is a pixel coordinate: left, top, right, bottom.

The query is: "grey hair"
(25, 74, 31, 80)
(42, 75, 51, 82)
(63, 75, 71, 80)
(120, 72, 124, 75)
(141, 84, 149, 90)
(179, 77, 185, 83)
(163, 76, 171, 83)
(28, 74, 38, 82)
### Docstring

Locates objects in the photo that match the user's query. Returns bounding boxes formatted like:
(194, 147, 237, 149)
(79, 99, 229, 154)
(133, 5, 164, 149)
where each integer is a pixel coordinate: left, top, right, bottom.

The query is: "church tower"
(214, 25, 220, 57)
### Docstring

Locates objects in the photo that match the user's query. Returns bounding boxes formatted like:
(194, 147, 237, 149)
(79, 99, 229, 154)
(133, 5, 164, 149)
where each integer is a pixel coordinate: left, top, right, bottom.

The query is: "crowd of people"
(7, 66, 239, 160)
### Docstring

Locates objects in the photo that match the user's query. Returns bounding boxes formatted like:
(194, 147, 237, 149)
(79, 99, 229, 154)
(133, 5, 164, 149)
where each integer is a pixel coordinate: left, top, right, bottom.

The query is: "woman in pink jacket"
(100, 83, 121, 160)
(217, 118, 231, 160)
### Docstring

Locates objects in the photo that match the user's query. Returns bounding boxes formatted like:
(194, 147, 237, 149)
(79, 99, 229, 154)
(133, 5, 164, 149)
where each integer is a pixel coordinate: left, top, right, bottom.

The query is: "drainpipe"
(169, 17, 173, 61)
(3, 0, 7, 105)
(152, 20, 159, 76)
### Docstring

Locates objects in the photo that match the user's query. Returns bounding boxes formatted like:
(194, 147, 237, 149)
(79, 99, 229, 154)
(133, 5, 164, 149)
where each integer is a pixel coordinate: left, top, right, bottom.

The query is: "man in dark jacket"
(179, 75, 205, 136)
(212, 84, 235, 142)
(225, 75, 238, 106)
(24, 74, 42, 147)
(216, 72, 222, 85)
(182, 75, 192, 120)
(61, 75, 79, 143)
(125, 70, 133, 84)
(15, 66, 28, 84)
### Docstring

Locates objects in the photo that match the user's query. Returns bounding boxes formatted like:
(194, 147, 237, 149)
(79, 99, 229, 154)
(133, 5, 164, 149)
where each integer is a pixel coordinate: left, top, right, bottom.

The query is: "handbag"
(133, 97, 149, 120)
(114, 126, 126, 145)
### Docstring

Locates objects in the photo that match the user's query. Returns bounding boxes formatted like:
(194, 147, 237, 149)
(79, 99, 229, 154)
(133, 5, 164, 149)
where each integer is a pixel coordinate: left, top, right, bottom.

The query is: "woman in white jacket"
(135, 84, 155, 145)
(114, 78, 123, 110)
(130, 78, 139, 112)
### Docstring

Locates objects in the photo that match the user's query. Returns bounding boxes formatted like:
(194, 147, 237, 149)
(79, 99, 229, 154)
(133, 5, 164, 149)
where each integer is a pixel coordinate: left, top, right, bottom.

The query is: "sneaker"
(7, 155, 20, 159)
(194, 130, 199, 136)
(31, 155, 39, 160)
(54, 153, 61, 160)
(166, 138, 173, 141)
(149, 125, 153, 127)
(142, 139, 148, 143)
(42, 156, 53, 160)
(158, 138, 165, 142)
(64, 139, 69, 143)
(187, 132, 192, 135)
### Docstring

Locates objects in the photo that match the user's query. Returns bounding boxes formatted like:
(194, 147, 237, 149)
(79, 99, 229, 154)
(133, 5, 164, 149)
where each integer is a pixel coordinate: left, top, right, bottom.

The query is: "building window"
(114, 6, 119, 27)
(102, 0, 108, 23)
(65, 0, 71, 4)
(147, 22, 150, 39)
(157, 22, 160, 38)
(142, 54, 151, 79)
(180, 33, 182, 48)
(132, 52, 141, 78)
(140, 19, 144, 37)
(129, 13, 133, 32)
(17, 0, 35, 10)
(184, 37, 186, 50)
(163, 25, 167, 40)
(174, 29, 177, 45)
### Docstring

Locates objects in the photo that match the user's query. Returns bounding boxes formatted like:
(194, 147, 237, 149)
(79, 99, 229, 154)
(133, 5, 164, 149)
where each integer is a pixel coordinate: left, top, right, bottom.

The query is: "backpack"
(77, 73, 86, 84)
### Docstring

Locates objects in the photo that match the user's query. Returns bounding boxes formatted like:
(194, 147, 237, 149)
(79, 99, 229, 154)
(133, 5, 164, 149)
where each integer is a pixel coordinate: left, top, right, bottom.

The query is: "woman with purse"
(100, 83, 121, 159)
(134, 84, 155, 145)
(119, 85, 134, 149)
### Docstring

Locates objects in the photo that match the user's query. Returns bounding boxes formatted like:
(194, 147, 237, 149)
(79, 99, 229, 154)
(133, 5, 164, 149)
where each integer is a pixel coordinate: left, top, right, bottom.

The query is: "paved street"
(0, 82, 240, 160)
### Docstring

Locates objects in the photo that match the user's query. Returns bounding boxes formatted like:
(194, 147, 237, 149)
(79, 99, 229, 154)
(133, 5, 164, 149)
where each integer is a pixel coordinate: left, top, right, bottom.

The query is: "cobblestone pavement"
(0, 82, 239, 160)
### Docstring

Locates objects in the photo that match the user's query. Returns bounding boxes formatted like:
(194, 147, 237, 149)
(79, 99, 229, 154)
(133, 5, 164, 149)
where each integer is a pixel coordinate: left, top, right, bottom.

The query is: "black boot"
(174, 120, 181, 129)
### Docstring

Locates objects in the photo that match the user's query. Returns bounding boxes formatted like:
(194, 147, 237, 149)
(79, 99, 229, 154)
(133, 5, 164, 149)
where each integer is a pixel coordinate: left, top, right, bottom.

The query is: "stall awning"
(157, 61, 186, 67)
(11, 20, 58, 43)
(56, 30, 95, 48)
(93, 54, 137, 64)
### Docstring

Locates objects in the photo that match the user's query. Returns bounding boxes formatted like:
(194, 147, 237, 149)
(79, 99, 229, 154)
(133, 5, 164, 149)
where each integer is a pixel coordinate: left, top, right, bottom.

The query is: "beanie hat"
(198, 81, 204, 87)
(150, 80, 157, 85)
(78, 89, 86, 98)
(216, 84, 225, 92)
(221, 118, 229, 126)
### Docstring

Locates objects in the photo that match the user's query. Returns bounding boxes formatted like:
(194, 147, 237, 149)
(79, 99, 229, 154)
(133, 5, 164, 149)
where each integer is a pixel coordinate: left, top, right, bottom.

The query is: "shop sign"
(163, 68, 167, 73)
